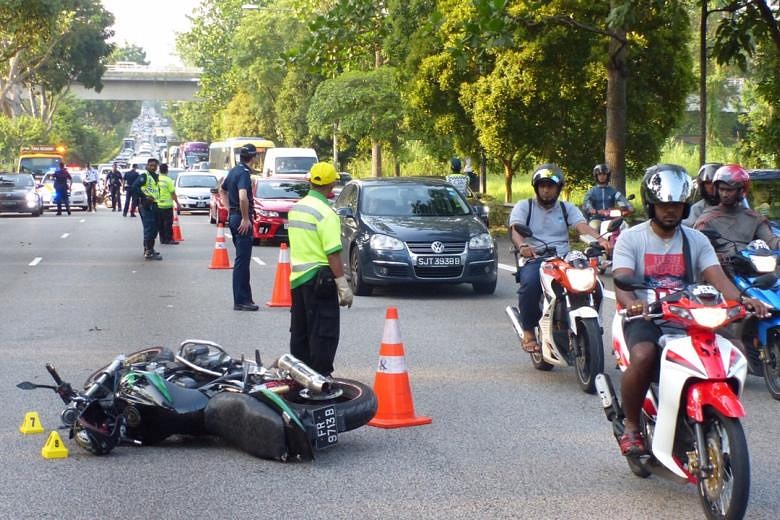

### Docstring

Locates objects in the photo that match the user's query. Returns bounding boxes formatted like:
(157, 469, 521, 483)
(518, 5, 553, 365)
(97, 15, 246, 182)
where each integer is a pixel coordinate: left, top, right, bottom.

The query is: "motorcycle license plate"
(313, 406, 338, 449)
(416, 256, 460, 267)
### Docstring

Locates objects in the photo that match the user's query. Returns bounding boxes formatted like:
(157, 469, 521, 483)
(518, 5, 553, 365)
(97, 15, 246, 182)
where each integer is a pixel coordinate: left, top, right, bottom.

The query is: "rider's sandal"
(619, 430, 647, 456)
(521, 338, 541, 354)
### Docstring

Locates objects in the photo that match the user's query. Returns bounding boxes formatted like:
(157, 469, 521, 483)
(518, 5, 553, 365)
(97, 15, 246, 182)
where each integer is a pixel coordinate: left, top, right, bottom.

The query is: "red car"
(252, 177, 310, 243)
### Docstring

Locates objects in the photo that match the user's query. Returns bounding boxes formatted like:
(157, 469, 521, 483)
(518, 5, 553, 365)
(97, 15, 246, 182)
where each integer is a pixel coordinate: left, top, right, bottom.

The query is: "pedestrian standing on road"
(131, 158, 163, 261)
(52, 161, 72, 216)
(123, 165, 140, 217)
(106, 163, 124, 212)
(157, 163, 180, 244)
(287, 162, 353, 377)
(84, 163, 99, 212)
(219, 144, 258, 310)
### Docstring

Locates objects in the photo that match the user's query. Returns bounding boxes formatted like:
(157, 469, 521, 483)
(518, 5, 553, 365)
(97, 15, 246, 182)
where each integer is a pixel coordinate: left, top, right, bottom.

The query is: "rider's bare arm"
(509, 226, 535, 258)
(613, 267, 646, 315)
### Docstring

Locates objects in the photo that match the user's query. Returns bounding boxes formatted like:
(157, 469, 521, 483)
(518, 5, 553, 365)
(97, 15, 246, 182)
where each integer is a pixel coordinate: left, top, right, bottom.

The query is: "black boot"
(149, 239, 162, 260)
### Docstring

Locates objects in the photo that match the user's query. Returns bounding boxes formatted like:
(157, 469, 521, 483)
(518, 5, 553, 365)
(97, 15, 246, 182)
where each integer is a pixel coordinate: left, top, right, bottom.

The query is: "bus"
(17, 145, 66, 180)
(208, 137, 275, 176)
(180, 141, 210, 170)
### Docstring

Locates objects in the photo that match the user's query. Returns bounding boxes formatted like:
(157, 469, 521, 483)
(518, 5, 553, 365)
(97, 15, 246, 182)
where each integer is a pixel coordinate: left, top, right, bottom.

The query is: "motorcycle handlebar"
(83, 354, 126, 398)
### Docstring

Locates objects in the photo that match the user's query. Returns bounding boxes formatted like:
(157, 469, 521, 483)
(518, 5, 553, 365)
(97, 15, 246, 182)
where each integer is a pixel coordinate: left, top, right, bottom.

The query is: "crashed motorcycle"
(506, 223, 605, 393)
(700, 231, 780, 399)
(18, 340, 377, 461)
(596, 273, 776, 520)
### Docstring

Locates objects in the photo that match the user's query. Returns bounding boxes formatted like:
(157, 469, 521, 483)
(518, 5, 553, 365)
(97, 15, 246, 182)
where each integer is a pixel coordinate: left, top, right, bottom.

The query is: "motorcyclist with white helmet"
(612, 164, 769, 456)
(508, 164, 611, 353)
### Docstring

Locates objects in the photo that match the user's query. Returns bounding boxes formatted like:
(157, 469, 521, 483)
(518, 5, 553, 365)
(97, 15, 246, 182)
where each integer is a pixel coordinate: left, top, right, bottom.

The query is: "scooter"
(699, 231, 780, 399)
(595, 273, 777, 520)
(505, 223, 605, 393)
(580, 194, 635, 273)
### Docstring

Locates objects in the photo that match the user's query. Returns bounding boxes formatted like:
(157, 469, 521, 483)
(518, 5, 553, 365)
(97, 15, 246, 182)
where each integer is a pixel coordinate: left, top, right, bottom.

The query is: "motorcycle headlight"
(469, 232, 493, 250)
(750, 254, 777, 274)
(370, 233, 404, 251)
(565, 267, 596, 292)
(258, 209, 279, 217)
(689, 307, 727, 329)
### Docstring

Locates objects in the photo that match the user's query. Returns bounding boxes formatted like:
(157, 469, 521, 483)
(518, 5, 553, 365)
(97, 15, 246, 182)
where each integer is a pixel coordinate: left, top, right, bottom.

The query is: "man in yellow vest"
(131, 157, 163, 260)
(157, 163, 181, 244)
(288, 162, 353, 377)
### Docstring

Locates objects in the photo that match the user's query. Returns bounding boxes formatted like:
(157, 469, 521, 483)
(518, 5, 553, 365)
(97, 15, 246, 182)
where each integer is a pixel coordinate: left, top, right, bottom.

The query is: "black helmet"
(450, 157, 462, 173)
(696, 162, 721, 204)
(593, 163, 611, 182)
(72, 401, 120, 456)
(531, 163, 564, 195)
(640, 164, 694, 220)
(239, 143, 257, 159)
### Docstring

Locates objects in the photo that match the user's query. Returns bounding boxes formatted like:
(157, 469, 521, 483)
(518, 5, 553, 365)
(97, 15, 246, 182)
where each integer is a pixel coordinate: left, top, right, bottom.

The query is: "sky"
(101, 0, 203, 67)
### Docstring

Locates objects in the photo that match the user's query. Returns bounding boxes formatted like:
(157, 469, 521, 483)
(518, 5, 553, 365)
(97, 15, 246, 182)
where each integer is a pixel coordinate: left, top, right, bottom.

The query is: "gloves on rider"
(335, 276, 353, 308)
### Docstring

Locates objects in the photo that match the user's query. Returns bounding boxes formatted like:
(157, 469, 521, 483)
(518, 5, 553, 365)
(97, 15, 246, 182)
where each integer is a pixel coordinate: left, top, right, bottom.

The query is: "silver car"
(39, 172, 88, 211)
(175, 172, 218, 213)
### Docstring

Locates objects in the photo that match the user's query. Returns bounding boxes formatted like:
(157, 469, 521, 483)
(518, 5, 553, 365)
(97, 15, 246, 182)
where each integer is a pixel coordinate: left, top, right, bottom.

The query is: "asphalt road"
(1, 210, 778, 520)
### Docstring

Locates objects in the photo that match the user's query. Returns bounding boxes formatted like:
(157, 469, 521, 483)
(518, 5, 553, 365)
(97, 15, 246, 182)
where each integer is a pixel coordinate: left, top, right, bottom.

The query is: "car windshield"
(19, 157, 59, 176)
(748, 179, 780, 220)
(178, 175, 217, 188)
(275, 157, 316, 174)
(256, 180, 309, 199)
(0, 175, 33, 187)
(362, 184, 472, 217)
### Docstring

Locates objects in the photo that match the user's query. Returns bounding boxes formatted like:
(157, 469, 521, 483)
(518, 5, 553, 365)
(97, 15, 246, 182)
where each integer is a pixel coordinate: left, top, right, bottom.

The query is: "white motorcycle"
(506, 224, 605, 393)
(596, 273, 777, 519)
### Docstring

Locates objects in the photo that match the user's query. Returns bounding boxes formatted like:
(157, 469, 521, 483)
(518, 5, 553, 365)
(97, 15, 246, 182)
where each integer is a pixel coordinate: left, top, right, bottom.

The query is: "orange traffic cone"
(368, 307, 431, 429)
(172, 212, 183, 242)
(208, 223, 232, 269)
(266, 243, 292, 307)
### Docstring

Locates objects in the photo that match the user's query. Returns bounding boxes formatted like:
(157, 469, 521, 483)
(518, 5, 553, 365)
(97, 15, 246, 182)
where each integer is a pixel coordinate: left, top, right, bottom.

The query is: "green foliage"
(0, 116, 47, 169)
(109, 43, 149, 65)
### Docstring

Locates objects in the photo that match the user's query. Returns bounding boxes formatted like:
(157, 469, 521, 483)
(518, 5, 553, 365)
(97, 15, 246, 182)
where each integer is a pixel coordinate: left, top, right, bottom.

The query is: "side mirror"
(613, 274, 648, 291)
(607, 217, 624, 233)
(337, 207, 354, 219)
(752, 273, 778, 290)
(511, 223, 533, 238)
(210, 187, 218, 194)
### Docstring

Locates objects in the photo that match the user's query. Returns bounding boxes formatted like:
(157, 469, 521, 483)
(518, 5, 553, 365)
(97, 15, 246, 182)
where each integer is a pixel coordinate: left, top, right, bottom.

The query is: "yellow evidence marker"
(41, 431, 68, 459)
(19, 411, 44, 434)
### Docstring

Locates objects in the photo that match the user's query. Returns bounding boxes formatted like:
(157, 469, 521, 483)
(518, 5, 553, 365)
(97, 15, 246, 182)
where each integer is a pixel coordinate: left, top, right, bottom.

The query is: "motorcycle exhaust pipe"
(595, 374, 626, 440)
(505, 305, 524, 340)
(276, 354, 332, 394)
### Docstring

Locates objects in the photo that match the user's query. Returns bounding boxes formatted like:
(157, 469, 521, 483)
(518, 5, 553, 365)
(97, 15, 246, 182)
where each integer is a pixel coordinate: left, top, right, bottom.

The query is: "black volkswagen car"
(0, 173, 43, 216)
(333, 177, 498, 295)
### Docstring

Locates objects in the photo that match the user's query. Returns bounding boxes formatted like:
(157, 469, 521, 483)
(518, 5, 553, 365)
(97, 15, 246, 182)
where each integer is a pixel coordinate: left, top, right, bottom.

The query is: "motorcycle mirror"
(613, 274, 647, 291)
(255, 349, 262, 367)
(606, 217, 623, 233)
(16, 381, 55, 390)
(751, 273, 778, 290)
(511, 223, 533, 238)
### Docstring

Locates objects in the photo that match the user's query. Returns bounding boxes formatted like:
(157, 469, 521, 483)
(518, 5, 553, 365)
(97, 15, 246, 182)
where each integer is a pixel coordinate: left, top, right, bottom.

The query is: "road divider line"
(79, 218, 85, 223)
(252, 257, 266, 266)
(29, 257, 42, 266)
(61, 233, 69, 238)
(498, 262, 615, 300)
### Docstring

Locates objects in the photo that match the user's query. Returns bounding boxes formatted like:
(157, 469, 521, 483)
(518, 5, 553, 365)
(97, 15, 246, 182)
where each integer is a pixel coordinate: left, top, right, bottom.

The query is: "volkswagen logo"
(430, 241, 445, 254)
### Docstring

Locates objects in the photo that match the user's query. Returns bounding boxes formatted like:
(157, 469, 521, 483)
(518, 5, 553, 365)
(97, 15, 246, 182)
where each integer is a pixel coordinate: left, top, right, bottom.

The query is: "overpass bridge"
(70, 64, 202, 101)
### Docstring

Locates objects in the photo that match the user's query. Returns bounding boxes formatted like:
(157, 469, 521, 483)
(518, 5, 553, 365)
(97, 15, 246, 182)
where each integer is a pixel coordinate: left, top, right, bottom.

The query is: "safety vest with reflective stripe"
(157, 174, 175, 209)
(288, 190, 342, 289)
(139, 172, 160, 203)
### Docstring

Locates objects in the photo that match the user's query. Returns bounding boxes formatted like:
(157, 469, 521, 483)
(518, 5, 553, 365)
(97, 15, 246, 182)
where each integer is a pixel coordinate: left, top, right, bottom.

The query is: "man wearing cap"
(219, 144, 258, 310)
(131, 157, 163, 260)
(287, 162, 353, 377)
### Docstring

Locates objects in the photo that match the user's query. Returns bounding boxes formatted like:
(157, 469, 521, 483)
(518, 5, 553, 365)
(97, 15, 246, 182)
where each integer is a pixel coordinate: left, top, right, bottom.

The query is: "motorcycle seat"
(163, 380, 210, 413)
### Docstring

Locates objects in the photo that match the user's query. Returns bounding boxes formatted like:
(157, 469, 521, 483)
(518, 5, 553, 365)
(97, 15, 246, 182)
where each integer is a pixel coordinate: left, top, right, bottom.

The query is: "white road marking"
(29, 257, 42, 266)
(61, 233, 69, 238)
(80, 219, 85, 223)
(498, 261, 616, 300)
(252, 257, 266, 266)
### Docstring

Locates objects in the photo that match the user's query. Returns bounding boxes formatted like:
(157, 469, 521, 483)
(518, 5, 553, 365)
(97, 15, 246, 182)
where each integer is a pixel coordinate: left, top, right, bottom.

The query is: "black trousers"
(110, 186, 122, 210)
(85, 182, 97, 210)
(158, 207, 174, 242)
(290, 272, 340, 376)
(123, 190, 138, 216)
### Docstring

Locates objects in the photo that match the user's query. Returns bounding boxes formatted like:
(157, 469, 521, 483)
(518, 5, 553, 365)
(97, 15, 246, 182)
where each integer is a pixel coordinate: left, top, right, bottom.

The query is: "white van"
(262, 147, 318, 177)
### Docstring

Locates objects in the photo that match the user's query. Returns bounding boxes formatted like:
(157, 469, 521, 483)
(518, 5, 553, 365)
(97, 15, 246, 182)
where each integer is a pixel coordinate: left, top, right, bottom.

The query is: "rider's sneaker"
(619, 430, 647, 456)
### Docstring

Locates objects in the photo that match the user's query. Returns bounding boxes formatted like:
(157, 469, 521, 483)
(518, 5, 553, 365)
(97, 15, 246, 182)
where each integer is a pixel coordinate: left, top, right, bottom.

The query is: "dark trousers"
(228, 213, 254, 305)
(85, 182, 97, 210)
(110, 186, 122, 210)
(290, 273, 340, 376)
(139, 204, 159, 242)
(517, 259, 543, 331)
(123, 190, 138, 216)
(55, 189, 70, 214)
(158, 207, 174, 242)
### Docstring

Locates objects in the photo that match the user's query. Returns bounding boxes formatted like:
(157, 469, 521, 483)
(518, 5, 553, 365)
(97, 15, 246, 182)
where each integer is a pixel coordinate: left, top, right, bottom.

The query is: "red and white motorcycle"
(596, 273, 776, 519)
(506, 224, 605, 393)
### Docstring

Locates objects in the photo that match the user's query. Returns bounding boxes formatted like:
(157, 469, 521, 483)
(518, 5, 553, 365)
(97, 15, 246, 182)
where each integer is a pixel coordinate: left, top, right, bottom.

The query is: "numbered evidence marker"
(19, 411, 44, 434)
(41, 431, 68, 459)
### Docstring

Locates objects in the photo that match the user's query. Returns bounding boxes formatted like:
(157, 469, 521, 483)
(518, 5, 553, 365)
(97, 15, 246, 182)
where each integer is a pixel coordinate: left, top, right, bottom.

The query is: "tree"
(109, 43, 149, 65)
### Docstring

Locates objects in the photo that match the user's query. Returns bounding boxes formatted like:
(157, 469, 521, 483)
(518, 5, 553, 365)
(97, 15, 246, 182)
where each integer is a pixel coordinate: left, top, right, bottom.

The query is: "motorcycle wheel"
(574, 318, 604, 394)
(697, 410, 750, 520)
(280, 378, 377, 432)
(761, 341, 780, 401)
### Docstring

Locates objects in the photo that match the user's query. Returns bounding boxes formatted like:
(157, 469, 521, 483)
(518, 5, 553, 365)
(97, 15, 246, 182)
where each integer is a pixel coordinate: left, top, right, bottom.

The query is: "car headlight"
(258, 209, 279, 217)
(565, 268, 596, 292)
(25, 193, 36, 203)
(469, 232, 493, 250)
(370, 234, 404, 251)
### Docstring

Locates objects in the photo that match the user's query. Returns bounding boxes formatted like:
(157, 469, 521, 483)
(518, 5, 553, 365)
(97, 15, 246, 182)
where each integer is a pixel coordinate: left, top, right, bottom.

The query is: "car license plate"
(416, 256, 460, 267)
(197, 202, 206, 208)
(283, 222, 288, 229)
(313, 406, 338, 449)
